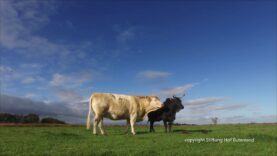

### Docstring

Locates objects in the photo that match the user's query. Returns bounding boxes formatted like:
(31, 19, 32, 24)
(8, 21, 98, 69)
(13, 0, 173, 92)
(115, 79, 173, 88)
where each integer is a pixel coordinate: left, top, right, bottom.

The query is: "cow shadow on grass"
(173, 129, 212, 134)
(122, 131, 149, 135)
(136, 131, 149, 135)
(125, 130, 212, 135)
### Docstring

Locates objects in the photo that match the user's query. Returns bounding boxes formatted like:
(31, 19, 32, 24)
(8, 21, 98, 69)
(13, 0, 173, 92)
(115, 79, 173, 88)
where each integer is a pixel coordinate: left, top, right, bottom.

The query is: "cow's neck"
(139, 102, 153, 119)
(144, 105, 158, 116)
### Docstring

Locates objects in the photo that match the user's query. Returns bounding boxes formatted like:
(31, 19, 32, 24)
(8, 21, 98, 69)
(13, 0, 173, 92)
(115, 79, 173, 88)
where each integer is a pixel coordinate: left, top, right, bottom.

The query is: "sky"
(0, 0, 276, 124)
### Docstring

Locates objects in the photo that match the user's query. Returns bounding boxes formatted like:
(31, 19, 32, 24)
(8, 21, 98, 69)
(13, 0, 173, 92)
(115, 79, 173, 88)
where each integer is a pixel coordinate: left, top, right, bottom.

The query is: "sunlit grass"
(0, 124, 276, 156)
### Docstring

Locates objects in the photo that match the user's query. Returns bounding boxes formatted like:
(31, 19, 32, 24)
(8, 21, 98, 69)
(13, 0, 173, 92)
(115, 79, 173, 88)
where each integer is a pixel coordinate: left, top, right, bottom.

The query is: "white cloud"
(0, 65, 21, 81)
(137, 70, 171, 80)
(0, 65, 13, 73)
(55, 88, 88, 118)
(0, 65, 44, 86)
(184, 97, 248, 114)
(173, 96, 256, 124)
(20, 63, 42, 69)
(22, 76, 36, 84)
(185, 97, 227, 106)
(0, 0, 92, 64)
(212, 103, 248, 111)
(24, 93, 36, 98)
(137, 70, 171, 85)
(116, 27, 137, 44)
(157, 83, 197, 97)
(56, 89, 83, 104)
(49, 73, 67, 86)
(0, 0, 56, 50)
(65, 20, 73, 29)
(49, 72, 98, 87)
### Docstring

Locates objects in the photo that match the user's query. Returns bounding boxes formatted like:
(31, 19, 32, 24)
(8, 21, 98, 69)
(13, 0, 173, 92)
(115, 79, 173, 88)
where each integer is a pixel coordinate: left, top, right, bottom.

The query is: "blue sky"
(0, 0, 276, 124)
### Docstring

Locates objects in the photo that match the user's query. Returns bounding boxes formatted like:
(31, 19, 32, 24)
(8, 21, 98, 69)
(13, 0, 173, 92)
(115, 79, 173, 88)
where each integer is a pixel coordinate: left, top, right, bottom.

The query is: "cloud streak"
(156, 83, 196, 97)
(137, 70, 171, 84)
(49, 72, 99, 88)
(184, 97, 228, 106)
(114, 25, 142, 44)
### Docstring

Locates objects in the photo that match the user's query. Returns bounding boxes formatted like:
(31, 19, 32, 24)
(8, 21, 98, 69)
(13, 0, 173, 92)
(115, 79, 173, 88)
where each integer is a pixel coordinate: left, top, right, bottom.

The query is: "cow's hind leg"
(124, 119, 130, 134)
(168, 122, 173, 132)
(98, 118, 106, 135)
(93, 114, 101, 135)
(130, 114, 137, 135)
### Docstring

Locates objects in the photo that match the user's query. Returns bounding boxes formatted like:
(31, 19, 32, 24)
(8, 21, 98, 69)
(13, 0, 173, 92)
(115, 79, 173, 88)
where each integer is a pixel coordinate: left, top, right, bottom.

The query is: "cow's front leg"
(130, 114, 137, 135)
(163, 120, 168, 133)
(168, 122, 173, 132)
(150, 121, 155, 132)
(98, 119, 106, 135)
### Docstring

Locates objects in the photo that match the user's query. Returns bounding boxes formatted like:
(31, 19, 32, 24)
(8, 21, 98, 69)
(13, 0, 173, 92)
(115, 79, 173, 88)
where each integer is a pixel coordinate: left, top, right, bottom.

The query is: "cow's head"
(165, 94, 185, 112)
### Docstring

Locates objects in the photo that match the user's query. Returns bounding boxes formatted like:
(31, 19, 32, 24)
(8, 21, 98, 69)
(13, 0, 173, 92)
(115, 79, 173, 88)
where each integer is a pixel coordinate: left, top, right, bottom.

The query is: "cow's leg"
(150, 121, 155, 132)
(168, 122, 173, 132)
(163, 120, 168, 133)
(130, 114, 137, 135)
(93, 114, 100, 135)
(98, 118, 105, 135)
(124, 119, 130, 134)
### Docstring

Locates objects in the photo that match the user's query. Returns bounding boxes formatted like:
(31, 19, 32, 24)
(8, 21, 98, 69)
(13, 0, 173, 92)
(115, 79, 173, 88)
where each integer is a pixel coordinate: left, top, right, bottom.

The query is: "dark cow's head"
(164, 94, 185, 112)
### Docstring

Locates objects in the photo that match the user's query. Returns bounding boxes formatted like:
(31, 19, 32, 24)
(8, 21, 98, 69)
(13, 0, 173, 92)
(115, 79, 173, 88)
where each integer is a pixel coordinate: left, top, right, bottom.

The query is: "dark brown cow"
(147, 96, 184, 133)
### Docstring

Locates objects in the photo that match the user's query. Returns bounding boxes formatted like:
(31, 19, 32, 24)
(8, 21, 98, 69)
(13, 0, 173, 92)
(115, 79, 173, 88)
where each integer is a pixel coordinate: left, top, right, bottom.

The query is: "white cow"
(86, 93, 162, 135)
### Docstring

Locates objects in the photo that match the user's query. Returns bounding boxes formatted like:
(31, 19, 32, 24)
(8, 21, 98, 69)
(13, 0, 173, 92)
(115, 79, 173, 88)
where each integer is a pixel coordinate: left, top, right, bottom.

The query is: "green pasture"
(0, 124, 276, 156)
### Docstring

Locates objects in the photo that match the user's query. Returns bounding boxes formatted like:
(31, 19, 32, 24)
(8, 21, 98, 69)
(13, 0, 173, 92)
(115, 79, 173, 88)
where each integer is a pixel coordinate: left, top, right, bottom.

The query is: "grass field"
(0, 123, 276, 156)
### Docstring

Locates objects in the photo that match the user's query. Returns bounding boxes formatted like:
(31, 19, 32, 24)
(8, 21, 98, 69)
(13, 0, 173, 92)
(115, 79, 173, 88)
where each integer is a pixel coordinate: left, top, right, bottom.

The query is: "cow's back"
(91, 93, 138, 120)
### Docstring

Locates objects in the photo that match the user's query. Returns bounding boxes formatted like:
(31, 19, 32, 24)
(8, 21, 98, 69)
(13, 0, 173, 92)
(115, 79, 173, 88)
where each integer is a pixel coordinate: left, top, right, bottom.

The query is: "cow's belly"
(104, 109, 130, 120)
(105, 113, 129, 120)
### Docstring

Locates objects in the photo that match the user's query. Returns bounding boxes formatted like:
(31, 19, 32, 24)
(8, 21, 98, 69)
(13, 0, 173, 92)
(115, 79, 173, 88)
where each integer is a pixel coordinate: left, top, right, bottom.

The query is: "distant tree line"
(0, 113, 66, 124)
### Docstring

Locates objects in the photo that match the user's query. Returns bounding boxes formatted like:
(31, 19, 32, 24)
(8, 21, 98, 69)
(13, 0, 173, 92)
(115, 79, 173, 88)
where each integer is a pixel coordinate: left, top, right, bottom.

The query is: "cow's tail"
(86, 95, 93, 130)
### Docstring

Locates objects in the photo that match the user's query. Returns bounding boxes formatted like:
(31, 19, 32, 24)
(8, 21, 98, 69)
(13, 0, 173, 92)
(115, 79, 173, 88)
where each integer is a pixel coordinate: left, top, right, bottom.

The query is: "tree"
(41, 117, 66, 124)
(211, 117, 218, 125)
(0, 113, 17, 123)
(0, 113, 41, 123)
(23, 114, 40, 123)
